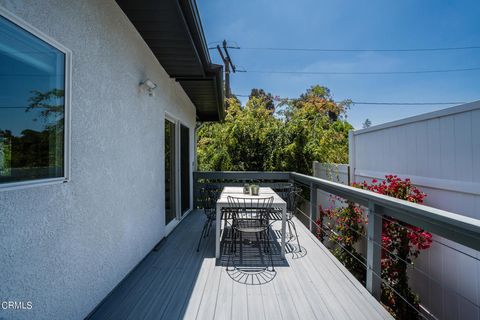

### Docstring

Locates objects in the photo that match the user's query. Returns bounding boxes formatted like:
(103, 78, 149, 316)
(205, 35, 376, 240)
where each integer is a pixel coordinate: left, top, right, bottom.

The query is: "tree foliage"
(249, 88, 275, 111)
(197, 85, 353, 174)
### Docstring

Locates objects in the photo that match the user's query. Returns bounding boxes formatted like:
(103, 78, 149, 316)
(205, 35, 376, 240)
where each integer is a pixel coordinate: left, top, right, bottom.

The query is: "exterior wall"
(0, 1, 196, 319)
(350, 101, 480, 319)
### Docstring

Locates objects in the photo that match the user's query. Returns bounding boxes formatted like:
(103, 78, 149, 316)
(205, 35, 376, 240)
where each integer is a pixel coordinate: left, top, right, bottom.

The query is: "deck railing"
(194, 171, 480, 317)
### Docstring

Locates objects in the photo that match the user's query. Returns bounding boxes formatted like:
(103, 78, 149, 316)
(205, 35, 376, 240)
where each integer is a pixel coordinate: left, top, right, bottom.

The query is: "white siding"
(313, 162, 350, 212)
(350, 101, 480, 319)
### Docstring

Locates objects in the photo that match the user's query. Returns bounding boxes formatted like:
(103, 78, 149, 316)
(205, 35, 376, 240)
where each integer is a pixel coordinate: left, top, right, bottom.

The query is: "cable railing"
(291, 172, 480, 318)
(193, 171, 480, 319)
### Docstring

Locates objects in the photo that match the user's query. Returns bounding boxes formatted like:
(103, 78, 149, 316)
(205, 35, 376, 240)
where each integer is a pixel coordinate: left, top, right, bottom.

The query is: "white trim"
(164, 218, 178, 236)
(164, 114, 194, 234)
(0, 177, 67, 192)
(0, 6, 71, 53)
(178, 121, 193, 216)
(164, 116, 179, 230)
(0, 7, 72, 191)
(353, 100, 480, 135)
(64, 43, 72, 183)
(164, 111, 177, 124)
(355, 169, 480, 196)
(175, 119, 181, 219)
(165, 208, 193, 236)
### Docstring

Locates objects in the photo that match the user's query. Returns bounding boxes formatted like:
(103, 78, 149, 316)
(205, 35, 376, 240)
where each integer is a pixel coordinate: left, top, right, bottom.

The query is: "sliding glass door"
(164, 119, 176, 226)
(165, 118, 192, 232)
(180, 124, 190, 215)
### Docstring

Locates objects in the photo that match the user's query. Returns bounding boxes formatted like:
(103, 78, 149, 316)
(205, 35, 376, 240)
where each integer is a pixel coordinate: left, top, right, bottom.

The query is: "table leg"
(281, 206, 286, 259)
(216, 203, 221, 259)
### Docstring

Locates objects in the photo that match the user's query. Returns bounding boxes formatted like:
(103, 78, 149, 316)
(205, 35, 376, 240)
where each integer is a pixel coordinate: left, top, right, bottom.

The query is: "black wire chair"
(227, 196, 275, 271)
(196, 186, 222, 252)
(271, 185, 302, 252)
(272, 183, 293, 202)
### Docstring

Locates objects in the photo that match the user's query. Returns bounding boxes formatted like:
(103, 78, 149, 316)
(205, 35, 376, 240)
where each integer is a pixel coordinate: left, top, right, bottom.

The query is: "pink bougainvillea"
(317, 175, 432, 319)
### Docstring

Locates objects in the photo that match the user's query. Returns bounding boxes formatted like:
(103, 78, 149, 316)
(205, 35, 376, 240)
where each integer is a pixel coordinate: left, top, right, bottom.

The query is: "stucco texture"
(0, 1, 196, 319)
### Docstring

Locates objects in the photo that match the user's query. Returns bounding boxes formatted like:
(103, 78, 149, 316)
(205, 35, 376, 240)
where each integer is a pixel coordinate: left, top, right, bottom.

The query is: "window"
(0, 12, 70, 187)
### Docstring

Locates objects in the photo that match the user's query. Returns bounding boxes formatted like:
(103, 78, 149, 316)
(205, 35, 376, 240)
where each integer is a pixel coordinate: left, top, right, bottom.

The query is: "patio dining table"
(215, 186, 287, 259)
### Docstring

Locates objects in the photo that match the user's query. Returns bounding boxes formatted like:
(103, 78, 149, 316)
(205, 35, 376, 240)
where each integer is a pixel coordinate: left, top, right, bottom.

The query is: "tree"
(249, 88, 275, 111)
(197, 85, 353, 175)
(197, 97, 281, 171)
(270, 85, 352, 174)
(362, 118, 372, 129)
(290, 85, 351, 122)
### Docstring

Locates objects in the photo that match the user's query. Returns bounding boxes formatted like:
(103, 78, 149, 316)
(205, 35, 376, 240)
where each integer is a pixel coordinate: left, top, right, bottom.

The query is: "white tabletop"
(217, 187, 285, 203)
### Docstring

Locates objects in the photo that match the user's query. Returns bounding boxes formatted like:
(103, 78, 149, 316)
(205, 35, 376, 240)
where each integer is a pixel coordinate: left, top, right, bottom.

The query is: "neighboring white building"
(0, 1, 223, 319)
(349, 101, 480, 319)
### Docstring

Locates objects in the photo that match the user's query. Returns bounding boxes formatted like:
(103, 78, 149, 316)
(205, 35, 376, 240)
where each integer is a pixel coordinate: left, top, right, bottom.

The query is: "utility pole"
(216, 40, 236, 99)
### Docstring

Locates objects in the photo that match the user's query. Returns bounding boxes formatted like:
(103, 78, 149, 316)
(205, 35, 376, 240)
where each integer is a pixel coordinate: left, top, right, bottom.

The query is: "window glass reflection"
(0, 15, 65, 184)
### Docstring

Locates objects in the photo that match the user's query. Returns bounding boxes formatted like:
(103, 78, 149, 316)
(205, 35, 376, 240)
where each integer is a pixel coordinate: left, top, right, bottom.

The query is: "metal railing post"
(366, 201, 382, 300)
(309, 183, 317, 232)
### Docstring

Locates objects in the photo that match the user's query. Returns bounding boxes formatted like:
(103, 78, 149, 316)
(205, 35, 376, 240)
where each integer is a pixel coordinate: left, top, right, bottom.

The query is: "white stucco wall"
(0, 1, 196, 319)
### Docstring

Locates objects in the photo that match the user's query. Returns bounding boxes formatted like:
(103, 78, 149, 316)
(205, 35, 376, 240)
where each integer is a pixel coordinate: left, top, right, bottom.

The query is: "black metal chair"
(271, 186, 302, 252)
(227, 196, 275, 271)
(272, 183, 293, 203)
(196, 186, 221, 252)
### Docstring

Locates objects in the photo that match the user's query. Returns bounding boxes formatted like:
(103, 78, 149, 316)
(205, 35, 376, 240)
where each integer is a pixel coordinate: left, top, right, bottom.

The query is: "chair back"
(273, 183, 294, 202)
(286, 187, 302, 214)
(200, 186, 221, 217)
(227, 196, 274, 223)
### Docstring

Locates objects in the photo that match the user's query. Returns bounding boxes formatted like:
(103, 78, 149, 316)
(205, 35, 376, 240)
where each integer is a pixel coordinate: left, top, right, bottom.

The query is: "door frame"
(164, 113, 193, 236)
(179, 121, 192, 217)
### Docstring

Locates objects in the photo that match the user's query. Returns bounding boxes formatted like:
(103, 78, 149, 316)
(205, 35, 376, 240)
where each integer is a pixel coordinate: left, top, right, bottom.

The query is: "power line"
(351, 101, 466, 105)
(209, 41, 480, 75)
(220, 45, 480, 53)
(240, 66, 480, 75)
(234, 94, 467, 106)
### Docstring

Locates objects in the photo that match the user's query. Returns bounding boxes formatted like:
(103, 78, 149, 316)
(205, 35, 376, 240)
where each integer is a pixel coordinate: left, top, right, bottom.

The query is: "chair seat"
(269, 208, 293, 220)
(233, 219, 269, 233)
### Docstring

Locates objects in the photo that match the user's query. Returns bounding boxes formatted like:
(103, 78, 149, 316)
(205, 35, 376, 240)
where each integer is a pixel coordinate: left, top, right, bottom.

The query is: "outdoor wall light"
(139, 79, 158, 96)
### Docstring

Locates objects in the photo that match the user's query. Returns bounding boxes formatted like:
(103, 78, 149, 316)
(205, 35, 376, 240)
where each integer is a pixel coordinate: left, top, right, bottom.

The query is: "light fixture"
(139, 79, 158, 96)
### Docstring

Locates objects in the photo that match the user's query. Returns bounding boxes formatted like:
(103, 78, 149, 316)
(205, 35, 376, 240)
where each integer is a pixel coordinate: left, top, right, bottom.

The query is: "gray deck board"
(88, 210, 393, 320)
(229, 268, 249, 320)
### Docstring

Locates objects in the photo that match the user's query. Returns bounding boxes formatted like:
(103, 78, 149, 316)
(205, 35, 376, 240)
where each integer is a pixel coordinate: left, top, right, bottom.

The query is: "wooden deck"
(87, 210, 392, 320)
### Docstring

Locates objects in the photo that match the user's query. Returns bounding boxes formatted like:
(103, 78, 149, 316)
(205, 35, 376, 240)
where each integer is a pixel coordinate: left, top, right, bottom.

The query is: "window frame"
(0, 7, 72, 191)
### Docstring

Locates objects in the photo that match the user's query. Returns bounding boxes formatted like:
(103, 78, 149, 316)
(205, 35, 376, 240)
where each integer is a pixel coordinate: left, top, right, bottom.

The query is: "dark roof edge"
(179, 0, 211, 64)
(178, 0, 224, 121)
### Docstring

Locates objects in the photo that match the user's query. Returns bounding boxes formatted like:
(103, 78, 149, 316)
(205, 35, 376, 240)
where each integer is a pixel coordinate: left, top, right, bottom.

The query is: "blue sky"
(198, 0, 480, 129)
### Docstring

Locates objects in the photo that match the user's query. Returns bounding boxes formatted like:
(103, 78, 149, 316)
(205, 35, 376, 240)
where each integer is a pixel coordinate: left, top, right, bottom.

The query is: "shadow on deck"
(87, 210, 392, 320)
